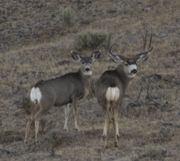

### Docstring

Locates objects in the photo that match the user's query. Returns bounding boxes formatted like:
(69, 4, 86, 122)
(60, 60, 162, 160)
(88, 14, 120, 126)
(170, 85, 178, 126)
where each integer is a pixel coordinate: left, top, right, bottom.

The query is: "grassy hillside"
(0, 0, 180, 160)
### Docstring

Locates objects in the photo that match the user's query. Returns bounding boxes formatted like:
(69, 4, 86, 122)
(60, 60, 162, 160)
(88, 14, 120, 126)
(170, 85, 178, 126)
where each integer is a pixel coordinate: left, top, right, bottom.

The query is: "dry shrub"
(74, 31, 108, 51)
(62, 7, 76, 27)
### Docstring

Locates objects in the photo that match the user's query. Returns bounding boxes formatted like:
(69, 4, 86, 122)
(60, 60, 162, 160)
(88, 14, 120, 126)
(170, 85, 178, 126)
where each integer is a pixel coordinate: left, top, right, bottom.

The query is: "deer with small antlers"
(95, 31, 153, 147)
(24, 51, 101, 143)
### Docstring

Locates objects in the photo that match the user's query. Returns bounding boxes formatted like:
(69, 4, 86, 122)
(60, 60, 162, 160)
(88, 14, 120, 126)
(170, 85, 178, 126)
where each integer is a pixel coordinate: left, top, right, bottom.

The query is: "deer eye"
(124, 62, 128, 66)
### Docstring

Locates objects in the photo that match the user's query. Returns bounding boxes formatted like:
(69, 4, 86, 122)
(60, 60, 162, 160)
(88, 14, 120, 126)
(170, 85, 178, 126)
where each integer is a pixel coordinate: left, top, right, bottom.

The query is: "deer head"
(109, 31, 153, 78)
(71, 50, 101, 76)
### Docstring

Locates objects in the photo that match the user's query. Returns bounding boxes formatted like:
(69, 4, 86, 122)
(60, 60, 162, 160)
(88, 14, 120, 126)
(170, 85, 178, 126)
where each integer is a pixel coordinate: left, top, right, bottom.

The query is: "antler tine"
(148, 32, 153, 49)
(143, 29, 148, 50)
(135, 28, 153, 62)
(109, 44, 118, 56)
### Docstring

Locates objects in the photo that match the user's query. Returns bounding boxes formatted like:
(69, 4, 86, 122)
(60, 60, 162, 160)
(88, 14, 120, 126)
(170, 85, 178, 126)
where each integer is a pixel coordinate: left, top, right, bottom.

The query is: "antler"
(142, 29, 153, 52)
(135, 30, 153, 62)
(109, 44, 127, 61)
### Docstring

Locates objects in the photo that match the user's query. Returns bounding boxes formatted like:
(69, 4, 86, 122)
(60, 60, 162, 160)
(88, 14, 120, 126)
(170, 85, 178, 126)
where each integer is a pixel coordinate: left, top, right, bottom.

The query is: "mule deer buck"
(24, 51, 101, 143)
(95, 31, 153, 147)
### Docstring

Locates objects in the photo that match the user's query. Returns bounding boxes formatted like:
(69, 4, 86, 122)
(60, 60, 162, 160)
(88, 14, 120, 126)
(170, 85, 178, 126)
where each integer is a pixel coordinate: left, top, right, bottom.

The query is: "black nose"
(131, 69, 137, 74)
(85, 68, 90, 72)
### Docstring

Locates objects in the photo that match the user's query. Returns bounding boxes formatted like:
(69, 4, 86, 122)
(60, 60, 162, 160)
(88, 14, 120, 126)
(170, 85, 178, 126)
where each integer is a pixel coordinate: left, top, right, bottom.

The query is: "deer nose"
(131, 69, 137, 74)
(85, 68, 90, 72)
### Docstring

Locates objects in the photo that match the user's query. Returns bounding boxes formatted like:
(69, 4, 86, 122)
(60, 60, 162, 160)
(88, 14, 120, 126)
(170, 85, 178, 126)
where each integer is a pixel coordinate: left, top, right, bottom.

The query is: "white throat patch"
(84, 71, 92, 76)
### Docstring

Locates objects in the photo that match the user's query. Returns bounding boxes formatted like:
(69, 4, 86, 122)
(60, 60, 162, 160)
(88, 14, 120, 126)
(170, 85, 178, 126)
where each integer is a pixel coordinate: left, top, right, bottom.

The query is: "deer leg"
(103, 103, 110, 148)
(113, 105, 119, 147)
(64, 103, 71, 131)
(103, 111, 109, 137)
(103, 111, 109, 148)
(72, 98, 80, 131)
(34, 106, 44, 142)
(24, 118, 33, 143)
(24, 103, 36, 143)
(35, 120, 40, 142)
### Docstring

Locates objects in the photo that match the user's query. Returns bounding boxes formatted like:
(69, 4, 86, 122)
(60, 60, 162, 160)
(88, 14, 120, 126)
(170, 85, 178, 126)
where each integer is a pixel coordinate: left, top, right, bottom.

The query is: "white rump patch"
(105, 87, 120, 102)
(30, 87, 42, 103)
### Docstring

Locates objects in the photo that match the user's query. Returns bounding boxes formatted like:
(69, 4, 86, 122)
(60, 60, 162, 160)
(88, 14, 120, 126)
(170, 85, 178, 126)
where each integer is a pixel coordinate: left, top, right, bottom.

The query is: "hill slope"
(0, 0, 180, 160)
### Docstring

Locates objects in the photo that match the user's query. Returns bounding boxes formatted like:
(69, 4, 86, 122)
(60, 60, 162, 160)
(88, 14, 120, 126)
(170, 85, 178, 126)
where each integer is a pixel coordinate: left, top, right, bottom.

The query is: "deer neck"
(116, 65, 131, 91)
(79, 69, 93, 98)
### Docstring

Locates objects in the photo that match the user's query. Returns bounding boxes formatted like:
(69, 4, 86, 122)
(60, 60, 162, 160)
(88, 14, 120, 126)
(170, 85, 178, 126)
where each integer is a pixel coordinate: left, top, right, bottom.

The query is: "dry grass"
(0, 0, 179, 161)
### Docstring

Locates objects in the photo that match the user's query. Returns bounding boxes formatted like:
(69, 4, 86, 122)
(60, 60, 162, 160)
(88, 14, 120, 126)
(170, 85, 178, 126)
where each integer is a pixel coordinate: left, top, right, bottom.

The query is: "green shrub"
(103, 33, 112, 51)
(74, 31, 108, 50)
(62, 7, 75, 27)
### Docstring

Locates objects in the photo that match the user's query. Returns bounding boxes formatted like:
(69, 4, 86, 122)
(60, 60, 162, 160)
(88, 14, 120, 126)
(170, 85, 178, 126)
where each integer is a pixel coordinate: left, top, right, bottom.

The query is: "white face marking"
(81, 62, 93, 76)
(124, 64, 137, 78)
(127, 64, 137, 73)
(30, 87, 42, 103)
(106, 87, 120, 102)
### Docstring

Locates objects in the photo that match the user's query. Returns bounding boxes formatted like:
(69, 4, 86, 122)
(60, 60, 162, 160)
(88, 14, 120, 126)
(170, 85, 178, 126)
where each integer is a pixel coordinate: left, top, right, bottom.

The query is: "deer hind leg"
(24, 118, 33, 143)
(34, 106, 44, 142)
(72, 97, 80, 131)
(103, 102, 110, 148)
(113, 104, 119, 147)
(103, 111, 109, 148)
(64, 103, 71, 131)
(35, 120, 40, 142)
(24, 103, 36, 143)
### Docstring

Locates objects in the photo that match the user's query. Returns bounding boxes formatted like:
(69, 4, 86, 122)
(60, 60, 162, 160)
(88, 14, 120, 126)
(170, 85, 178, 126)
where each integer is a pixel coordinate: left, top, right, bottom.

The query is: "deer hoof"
(114, 141, 118, 147)
(24, 139, 28, 144)
(102, 135, 106, 141)
(63, 126, 69, 131)
(103, 141, 108, 149)
(102, 135, 108, 148)
(75, 127, 80, 132)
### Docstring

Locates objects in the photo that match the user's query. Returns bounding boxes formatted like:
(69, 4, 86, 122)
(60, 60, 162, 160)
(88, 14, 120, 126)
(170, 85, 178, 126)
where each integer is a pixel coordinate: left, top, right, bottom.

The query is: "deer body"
(95, 64, 136, 147)
(31, 71, 88, 107)
(24, 51, 100, 143)
(96, 65, 130, 108)
(95, 31, 153, 147)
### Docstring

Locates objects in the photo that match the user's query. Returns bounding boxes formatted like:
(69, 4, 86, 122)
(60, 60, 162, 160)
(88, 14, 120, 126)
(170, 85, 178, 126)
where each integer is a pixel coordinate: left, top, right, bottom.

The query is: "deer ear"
(91, 50, 101, 61)
(71, 51, 81, 62)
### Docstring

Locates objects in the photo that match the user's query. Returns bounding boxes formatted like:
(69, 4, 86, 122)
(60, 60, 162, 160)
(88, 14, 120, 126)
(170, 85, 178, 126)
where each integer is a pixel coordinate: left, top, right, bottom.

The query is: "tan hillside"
(0, 0, 179, 160)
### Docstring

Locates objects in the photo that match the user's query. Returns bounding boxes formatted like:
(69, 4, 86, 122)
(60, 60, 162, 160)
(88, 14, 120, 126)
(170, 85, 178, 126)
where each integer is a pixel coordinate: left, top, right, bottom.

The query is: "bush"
(74, 31, 108, 50)
(62, 7, 76, 27)
(103, 33, 112, 51)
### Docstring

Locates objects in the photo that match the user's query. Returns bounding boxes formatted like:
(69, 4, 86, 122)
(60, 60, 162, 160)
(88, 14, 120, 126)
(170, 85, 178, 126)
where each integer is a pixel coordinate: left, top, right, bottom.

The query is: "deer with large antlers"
(95, 31, 153, 147)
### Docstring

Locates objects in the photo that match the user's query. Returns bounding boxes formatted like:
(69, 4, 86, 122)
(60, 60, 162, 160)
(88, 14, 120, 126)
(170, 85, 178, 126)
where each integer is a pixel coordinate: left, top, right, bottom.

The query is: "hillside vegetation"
(0, 0, 180, 161)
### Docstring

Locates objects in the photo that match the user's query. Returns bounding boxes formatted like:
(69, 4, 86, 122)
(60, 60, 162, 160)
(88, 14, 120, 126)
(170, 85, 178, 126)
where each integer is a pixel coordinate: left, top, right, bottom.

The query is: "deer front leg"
(64, 104, 71, 131)
(72, 98, 80, 131)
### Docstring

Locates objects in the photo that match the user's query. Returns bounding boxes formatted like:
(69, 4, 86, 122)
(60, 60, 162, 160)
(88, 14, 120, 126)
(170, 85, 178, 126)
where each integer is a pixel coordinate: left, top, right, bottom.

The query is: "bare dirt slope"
(0, 0, 180, 161)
